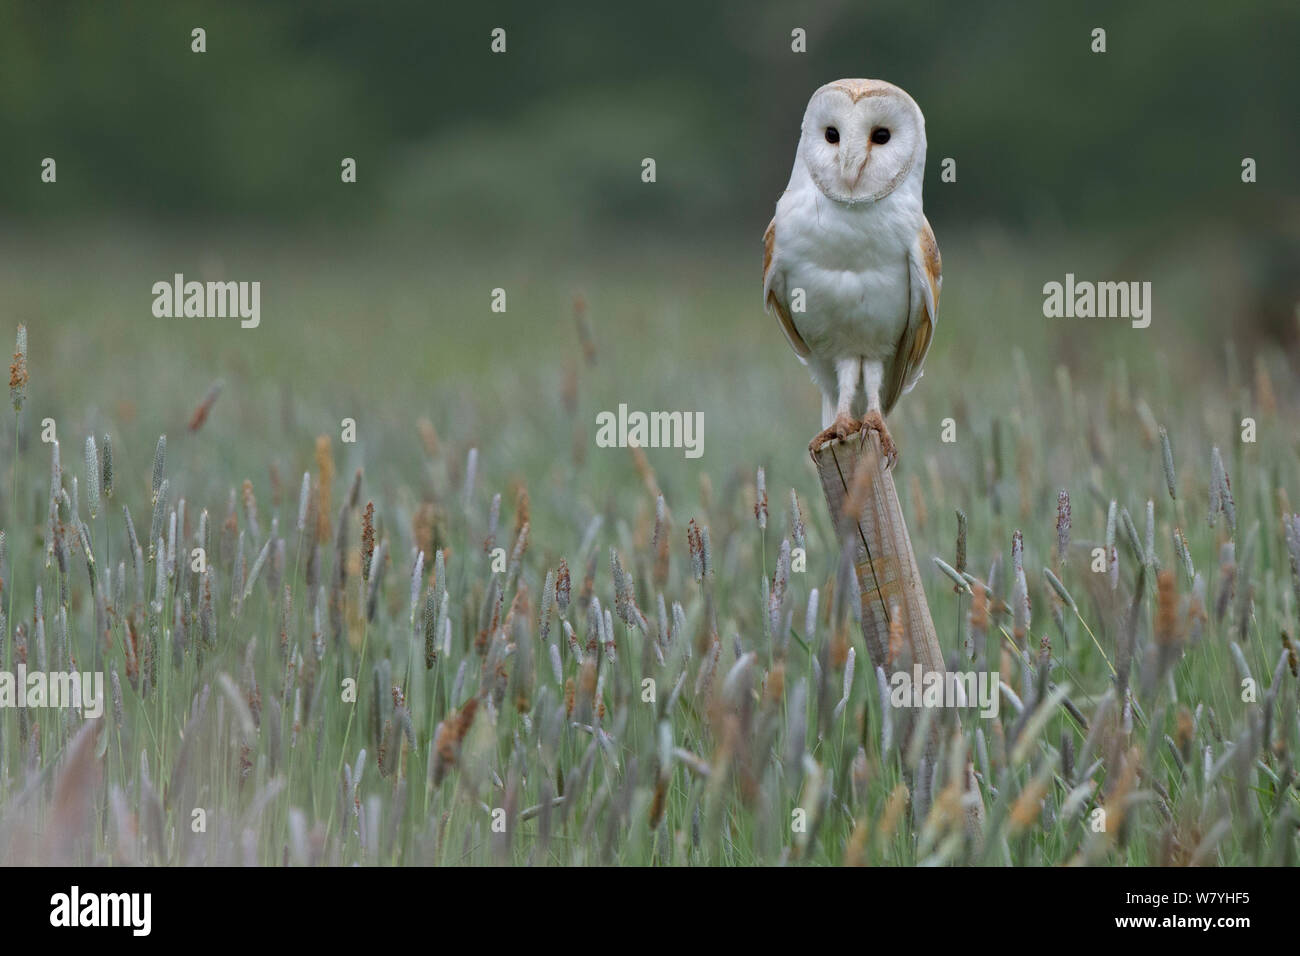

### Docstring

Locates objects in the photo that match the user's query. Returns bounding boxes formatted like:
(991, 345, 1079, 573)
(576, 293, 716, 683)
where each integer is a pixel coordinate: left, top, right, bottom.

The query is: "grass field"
(1, 224, 1297, 865)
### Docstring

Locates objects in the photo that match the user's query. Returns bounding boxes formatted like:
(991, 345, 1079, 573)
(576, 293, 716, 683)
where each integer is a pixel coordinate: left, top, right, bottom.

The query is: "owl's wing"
(763, 217, 811, 360)
(882, 216, 941, 414)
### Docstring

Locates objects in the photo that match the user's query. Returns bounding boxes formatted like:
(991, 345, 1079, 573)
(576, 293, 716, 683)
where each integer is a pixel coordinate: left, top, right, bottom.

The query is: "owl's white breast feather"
(769, 160, 923, 367)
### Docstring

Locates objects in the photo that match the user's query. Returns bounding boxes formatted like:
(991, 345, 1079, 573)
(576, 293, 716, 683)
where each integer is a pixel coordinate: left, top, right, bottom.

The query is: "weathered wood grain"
(813, 430, 942, 675)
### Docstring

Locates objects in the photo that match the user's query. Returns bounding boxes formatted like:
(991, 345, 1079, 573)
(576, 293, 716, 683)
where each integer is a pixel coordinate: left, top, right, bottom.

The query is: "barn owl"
(763, 78, 940, 466)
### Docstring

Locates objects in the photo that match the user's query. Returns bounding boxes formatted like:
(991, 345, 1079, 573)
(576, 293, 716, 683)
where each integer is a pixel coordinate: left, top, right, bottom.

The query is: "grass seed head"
(242, 479, 261, 542)
(790, 489, 805, 551)
(556, 558, 571, 614)
(955, 509, 968, 575)
(82, 436, 100, 519)
(1056, 490, 1070, 565)
(687, 519, 703, 581)
(887, 601, 904, 669)
(361, 502, 376, 581)
(1155, 569, 1181, 647)
(100, 434, 114, 501)
(9, 324, 28, 411)
(652, 494, 670, 585)
(314, 436, 334, 541)
(417, 418, 439, 457)
(1012, 530, 1030, 641)
(151, 435, 167, 503)
(1159, 426, 1177, 500)
(188, 380, 223, 432)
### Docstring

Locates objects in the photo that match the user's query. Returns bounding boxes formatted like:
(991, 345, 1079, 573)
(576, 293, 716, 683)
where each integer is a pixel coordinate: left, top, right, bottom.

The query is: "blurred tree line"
(1, 0, 1296, 241)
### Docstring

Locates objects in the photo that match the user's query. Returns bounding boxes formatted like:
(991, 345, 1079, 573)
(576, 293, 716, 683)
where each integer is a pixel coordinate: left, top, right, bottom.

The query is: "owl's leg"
(809, 358, 863, 457)
(860, 359, 897, 468)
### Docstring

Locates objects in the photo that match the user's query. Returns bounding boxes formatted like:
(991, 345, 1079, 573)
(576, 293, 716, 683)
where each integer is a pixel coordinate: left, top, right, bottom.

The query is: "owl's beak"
(841, 148, 869, 188)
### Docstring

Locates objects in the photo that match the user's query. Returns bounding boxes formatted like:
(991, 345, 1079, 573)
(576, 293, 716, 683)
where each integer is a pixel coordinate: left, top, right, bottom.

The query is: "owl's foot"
(808, 413, 862, 460)
(860, 411, 897, 469)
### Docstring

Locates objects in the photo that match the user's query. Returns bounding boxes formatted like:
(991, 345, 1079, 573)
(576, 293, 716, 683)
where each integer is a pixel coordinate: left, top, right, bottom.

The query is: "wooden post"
(813, 430, 942, 676)
(814, 429, 986, 836)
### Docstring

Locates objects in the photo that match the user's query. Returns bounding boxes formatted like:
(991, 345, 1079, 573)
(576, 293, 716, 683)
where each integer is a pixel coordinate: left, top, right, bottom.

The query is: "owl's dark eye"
(824, 126, 839, 144)
(871, 127, 891, 145)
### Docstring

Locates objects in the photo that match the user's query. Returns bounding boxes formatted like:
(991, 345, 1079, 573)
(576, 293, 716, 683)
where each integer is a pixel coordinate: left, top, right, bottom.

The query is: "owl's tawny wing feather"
(882, 216, 941, 414)
(763, 217, 811, 359)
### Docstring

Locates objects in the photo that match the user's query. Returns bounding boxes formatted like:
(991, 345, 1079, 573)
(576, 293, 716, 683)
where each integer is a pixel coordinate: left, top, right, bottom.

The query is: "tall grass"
(0, 274, 1297, 866)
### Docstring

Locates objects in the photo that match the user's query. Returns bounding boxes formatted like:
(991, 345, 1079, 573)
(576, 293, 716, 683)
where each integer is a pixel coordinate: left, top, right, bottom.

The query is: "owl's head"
(797, 78, 925, 205)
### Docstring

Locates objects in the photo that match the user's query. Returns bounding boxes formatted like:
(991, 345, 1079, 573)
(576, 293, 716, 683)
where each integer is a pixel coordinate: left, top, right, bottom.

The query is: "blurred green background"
(4, 0, 1298, 233)
(0, 0, 1297, 521)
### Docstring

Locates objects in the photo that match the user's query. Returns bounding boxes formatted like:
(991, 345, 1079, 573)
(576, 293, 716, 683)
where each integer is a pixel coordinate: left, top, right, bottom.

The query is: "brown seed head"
(187, 380, 223, 432)
(314, 436, 334, 541)
(360, 502, 376, 581)
(417, 418, 439, 457)
(9, 324, 28, 411)
(556, 558, 571, 613)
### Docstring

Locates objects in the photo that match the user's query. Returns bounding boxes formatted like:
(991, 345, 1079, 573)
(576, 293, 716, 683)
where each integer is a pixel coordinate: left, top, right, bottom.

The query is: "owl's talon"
(808, 413, 862, 459)
(860, 411, 897, 468)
